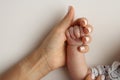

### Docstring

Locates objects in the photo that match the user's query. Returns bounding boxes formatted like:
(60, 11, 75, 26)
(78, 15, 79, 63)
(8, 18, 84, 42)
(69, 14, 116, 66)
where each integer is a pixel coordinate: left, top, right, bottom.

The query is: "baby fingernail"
(83, 27, 92, 34)
(78, 17, 88, 27)
(81, 35, 91, 44)
(101, 75, 105, 80)
(79, 45, 89, 53)
(79, 46, 85, 51)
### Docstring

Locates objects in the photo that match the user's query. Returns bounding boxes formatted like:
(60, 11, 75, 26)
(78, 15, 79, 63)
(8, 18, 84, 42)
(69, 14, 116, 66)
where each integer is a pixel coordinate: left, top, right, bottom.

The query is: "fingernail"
(78, 17, 88, 27)
(91, 74, 95, 79)
(101, 75, 105, 80)
(81, 36, 91, 44)
(79, 45, 89, 53)
(83, 27, 92, 34)
(88, 27, 92, 33)
(79, 46, 85, 51)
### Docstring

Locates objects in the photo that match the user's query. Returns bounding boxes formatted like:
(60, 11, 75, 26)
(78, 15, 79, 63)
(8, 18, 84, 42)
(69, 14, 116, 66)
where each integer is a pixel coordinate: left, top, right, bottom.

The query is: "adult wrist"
(18, 48, 52, 80)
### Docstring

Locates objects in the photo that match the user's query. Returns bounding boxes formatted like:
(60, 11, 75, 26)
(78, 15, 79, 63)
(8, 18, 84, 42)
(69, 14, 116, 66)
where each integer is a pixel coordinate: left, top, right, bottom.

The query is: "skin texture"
(0, 6, 102, 80)
(66, 18, 103, 80)
(85, 74, 104, 80)
(39, 6, 74, 70)
(0, 6, 74, 80)
(66, 18, 93, 80)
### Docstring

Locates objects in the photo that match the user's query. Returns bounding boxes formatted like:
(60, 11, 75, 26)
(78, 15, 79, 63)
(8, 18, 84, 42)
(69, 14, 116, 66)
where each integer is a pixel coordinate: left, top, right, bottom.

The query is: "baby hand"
(66, 18, 93, 80)
(66, 18, 93, 53)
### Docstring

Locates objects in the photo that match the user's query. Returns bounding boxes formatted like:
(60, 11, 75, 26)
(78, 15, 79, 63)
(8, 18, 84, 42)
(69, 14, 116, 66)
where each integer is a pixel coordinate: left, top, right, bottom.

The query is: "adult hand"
(85, 74, 105, 80)
(1, 6, 74, 80)
(39, 6, 74, 70)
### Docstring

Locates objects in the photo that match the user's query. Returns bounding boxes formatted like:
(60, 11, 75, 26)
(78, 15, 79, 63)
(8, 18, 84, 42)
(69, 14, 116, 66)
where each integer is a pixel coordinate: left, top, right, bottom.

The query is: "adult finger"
(96, 75, 105, 80)
(60, 6, 74, 30)
(85, 74, 93, 80)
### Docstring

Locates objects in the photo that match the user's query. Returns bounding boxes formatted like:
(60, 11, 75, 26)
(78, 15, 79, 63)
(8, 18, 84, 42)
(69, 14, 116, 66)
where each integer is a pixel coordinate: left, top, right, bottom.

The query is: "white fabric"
(91, 61, 120, 80)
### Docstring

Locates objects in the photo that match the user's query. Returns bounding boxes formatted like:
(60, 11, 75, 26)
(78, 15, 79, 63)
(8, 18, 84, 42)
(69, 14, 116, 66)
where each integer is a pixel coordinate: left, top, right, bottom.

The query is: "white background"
(0, 0, 120, 80)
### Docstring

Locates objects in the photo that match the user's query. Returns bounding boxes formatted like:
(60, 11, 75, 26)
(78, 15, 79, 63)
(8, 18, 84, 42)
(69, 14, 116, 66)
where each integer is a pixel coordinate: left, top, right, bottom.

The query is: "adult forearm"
(1, 48, 51, 80)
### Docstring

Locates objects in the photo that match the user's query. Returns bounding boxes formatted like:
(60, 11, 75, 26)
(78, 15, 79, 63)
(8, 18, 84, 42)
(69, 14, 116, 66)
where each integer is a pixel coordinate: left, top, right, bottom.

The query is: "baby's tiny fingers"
(78, 45, 89, 53)
(81, 35, 92, 44)
(73, 25, 81, 38)
(66, 29, 78, 45)
(83, 24, 93, 34)
(69, 27, 76, 39)
(73, 17, 88, 27)
(65, 30, 73, 42)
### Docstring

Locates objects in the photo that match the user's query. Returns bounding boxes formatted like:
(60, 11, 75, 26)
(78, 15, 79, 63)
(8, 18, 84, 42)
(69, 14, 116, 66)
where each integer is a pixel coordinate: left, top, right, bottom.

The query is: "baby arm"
(67, 45, 88, 80)
(66, 18, 93, 80)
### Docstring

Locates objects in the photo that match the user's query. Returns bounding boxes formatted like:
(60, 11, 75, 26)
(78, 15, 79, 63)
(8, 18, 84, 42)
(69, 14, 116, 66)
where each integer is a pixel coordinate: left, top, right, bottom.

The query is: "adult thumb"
(85, 74, 93, 80)
(59, 6, 74, 30)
